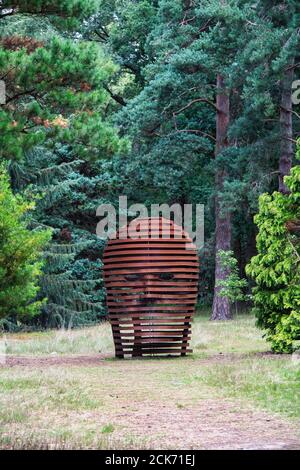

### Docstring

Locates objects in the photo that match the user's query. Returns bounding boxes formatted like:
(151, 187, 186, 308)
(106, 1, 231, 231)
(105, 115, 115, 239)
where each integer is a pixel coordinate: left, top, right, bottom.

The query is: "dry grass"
(0, 311, 299, 450)
(2, 311, 266, 357)
(2, 321, 113, 356)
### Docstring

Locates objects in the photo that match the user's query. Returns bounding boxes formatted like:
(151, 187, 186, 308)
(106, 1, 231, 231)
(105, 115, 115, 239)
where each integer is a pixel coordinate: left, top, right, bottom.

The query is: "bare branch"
(287, 236, 300, 263)
(292, 110, 300, 120)
(174, 97, 218, 115)
(104, 86, 126, 106)
(170, 129, 216, 141)
(5, 88, 37, 103)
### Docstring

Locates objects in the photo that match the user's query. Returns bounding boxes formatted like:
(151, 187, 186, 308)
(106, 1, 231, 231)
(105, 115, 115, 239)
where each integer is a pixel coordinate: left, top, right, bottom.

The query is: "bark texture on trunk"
(279, 63, 294, 194)
(211, 74, 232, 321)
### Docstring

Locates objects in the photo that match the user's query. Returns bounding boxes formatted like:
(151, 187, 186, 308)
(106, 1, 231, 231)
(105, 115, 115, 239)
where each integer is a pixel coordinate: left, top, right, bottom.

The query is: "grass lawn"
(0, 311, 299, 449)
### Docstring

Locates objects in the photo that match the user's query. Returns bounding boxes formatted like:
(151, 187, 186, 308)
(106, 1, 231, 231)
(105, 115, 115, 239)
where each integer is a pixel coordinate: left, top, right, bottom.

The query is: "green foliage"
(0, 165, 51, 321)
(109, 0, 260, 305)
(0, 3, 126, 328)
(0, 1, 97, 30)
(0, 34, 123, 162)
(10, 144, 110, 329)
(217, 250, 249, 311)
(107, 0, 299, 312)
(81, 0, 157, 93)
(246, 157, 300, 352)
(0, 0, 299, 333)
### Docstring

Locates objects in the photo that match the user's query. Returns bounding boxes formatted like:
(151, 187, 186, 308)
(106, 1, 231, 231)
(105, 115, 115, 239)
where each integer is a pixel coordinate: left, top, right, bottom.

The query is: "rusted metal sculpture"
(103, 217, 199, 358)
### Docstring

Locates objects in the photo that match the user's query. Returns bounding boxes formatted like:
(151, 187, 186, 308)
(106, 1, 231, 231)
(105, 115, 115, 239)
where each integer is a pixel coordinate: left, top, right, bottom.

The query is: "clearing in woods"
(0, 312, 299, 450)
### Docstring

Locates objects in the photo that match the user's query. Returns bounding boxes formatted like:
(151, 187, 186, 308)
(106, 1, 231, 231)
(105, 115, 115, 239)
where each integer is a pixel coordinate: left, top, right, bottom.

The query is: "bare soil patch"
(2, 351, 285, 368)
(3, 354, 108, 367)
(110, 400, 300, 450)
(1, 320, 298, 451)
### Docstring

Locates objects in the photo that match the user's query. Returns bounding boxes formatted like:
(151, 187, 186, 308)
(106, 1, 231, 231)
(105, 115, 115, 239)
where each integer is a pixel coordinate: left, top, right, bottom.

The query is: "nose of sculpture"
(141, 273, 151, 294)
(139, 274, 155, 304)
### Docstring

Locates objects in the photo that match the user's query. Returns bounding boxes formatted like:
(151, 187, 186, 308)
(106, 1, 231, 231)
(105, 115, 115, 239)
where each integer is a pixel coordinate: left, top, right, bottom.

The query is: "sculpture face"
(103, 218, 199, 357)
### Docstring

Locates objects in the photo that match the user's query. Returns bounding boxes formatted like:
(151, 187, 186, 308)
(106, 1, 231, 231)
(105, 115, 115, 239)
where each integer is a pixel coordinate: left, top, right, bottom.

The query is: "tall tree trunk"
(279, 62, 294, 194)
(211, 74, 232, 320)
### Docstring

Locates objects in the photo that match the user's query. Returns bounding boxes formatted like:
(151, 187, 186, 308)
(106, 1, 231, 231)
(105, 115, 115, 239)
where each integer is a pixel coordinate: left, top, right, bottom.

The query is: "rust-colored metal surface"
(103, 217, 199, 358)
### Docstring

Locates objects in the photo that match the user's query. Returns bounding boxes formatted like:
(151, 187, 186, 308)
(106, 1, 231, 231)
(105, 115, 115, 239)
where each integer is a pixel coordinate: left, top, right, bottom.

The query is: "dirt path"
(109, 400, 300, 450)
(1, 353, 299, 450)
(3, 354, 109, 367)
(3, 351, 283, 368)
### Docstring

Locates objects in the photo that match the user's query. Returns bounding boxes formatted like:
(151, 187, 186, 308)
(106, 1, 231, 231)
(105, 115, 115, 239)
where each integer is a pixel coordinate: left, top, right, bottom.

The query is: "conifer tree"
(0, 1, 95, 25)
(246, 153, 300, 352)
(234, 1, 300, 195)
(0, 165, 51, 323)
(10, 145, 112, 328)
(0, 33, 120, 162)
(0, 2, 126, 327)
(115, 0, 258, 319)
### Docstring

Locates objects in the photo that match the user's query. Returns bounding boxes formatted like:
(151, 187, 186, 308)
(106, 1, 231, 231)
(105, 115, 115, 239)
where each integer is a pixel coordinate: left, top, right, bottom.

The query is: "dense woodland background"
(0, 0, 299, 353)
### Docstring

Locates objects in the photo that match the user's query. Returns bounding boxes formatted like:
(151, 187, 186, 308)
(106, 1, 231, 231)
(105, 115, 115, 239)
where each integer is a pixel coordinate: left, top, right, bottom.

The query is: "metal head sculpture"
(103, 217, 199, 358)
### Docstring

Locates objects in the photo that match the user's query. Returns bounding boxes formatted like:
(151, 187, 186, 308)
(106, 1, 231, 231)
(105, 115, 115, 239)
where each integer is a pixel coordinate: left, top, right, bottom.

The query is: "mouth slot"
(138, 298, 160, 306)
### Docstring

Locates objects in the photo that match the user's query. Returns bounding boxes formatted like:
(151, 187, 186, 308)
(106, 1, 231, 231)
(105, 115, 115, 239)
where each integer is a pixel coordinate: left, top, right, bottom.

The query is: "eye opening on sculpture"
(156, 272, 174, 281)
(124, 273, 142, 281)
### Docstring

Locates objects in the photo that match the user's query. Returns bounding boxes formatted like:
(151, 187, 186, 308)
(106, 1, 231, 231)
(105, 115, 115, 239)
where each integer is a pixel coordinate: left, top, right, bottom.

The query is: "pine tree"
(0, 1, 96, 26)
(0, 2, 126, 328)
(233, 1, 300, 194)
(114, 0, 259, 319)
(0, 34, 121, 162)
(10, 145, 111, 328)
(0, 0, 123, 163)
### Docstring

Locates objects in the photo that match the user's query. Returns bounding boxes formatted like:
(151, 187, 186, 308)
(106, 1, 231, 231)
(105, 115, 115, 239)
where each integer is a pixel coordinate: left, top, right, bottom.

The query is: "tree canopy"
(0, 0, 299, 351)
